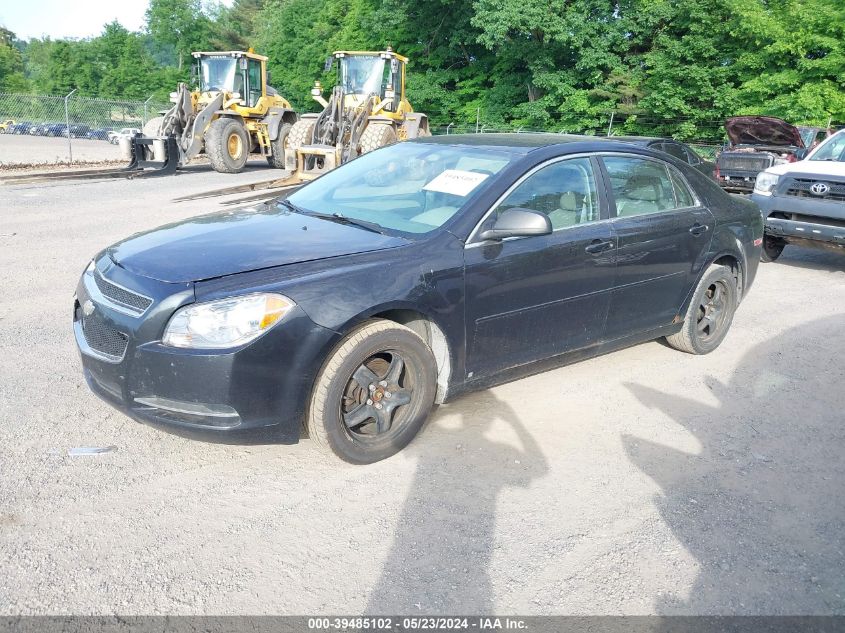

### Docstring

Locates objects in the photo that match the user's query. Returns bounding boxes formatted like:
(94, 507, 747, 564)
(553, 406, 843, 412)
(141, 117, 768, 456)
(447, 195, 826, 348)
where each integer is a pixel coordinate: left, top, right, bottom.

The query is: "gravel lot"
(0, 133, 124, 166)
(0, 165, 843, 615)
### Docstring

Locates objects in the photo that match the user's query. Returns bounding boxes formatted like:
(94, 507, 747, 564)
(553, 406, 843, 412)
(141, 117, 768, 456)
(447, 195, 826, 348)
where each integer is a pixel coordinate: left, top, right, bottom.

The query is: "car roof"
(607, 135, 668, 145)
(414, 132, 671, 155)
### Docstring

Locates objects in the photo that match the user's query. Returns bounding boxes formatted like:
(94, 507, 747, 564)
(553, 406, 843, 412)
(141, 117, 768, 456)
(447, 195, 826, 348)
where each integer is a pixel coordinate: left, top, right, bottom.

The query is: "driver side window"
(484, 157, 600, 232)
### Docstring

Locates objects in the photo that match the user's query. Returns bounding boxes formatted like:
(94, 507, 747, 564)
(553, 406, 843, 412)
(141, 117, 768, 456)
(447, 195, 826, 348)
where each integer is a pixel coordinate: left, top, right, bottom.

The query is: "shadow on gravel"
(366, 391, 548, 614)
(772, 247, 845, 273)
(624, 315, 845, 614)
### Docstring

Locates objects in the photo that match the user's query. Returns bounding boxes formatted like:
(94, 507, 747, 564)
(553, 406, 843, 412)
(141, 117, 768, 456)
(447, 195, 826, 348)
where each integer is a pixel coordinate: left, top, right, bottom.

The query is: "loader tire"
(285, 119, 315, 151)
(206, 118, 250, 174)
(143, 116, 165, 137)
(266, 123, 292, 169)
(359, 123, 397, 154)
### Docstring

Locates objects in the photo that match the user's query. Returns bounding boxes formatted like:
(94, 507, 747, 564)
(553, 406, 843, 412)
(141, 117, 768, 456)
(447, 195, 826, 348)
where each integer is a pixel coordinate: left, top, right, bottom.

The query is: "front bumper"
(716, 174, 756, 193)
(74, 258, 338, 440)
(753, 192, 845, 247)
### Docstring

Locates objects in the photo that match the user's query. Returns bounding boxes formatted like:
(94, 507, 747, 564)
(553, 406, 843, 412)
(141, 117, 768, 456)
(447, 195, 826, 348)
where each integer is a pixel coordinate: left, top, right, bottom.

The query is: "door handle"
(689, 223, 708, 236)
(585, 239, 613, 255)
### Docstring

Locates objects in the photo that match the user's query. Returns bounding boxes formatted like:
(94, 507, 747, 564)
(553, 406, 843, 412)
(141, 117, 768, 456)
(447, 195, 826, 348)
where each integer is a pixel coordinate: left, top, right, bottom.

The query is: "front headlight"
(754, 171, 780, 196)
(162, 293, 295, 349)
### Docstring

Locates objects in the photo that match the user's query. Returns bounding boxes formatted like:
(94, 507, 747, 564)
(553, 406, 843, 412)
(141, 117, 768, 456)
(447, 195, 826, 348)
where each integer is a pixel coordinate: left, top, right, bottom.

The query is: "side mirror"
(794, 148, 808, 160)
(324, 56, 334, 72)
(266, 70, 272, 85)
(478, 208, 552, 242)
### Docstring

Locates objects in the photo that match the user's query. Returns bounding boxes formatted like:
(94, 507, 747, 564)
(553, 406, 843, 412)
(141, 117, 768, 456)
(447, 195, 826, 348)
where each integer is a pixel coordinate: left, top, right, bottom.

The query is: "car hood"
(108, 204, 409, 283)
(725, 116, 804, 148)
(765, 160, 845, 178)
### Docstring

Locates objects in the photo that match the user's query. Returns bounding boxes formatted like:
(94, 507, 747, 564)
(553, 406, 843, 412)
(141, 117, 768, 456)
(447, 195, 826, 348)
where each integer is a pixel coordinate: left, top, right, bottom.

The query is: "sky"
(0, 0, 233, 40)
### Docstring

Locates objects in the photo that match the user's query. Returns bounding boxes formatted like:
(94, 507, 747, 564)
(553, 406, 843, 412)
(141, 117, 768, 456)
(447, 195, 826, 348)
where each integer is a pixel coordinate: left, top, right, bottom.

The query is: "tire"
(359, 123, 397, 154)
(665, 264, 738, 355)
(761, 235, 785, 262)
(307, 319, 437, 464)
(266, 123, 292, 169)
(285, 119, 315, 151)
(205, 117, 250, 174)
(143, 116, 165, 137)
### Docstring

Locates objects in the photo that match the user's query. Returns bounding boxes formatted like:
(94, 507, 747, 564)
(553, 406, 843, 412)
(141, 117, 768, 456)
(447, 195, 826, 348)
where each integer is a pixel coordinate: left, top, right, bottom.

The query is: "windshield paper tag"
(423, 170, 489, 197)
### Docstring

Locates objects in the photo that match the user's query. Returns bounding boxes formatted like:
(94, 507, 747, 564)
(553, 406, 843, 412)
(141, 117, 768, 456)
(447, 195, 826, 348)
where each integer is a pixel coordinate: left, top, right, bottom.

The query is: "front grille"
(784, 178, 845, 203)
(717, 153, 773, 172)
(82, 312, 129, 360)
(94, 271, 152, 312)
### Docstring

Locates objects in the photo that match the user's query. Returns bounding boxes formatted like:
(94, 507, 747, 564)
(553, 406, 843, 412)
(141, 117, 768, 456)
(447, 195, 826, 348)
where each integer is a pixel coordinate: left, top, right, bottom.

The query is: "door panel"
(465, 225, 616, 377)
(463, 156, 614, 378)
(601, 155, 714, 339)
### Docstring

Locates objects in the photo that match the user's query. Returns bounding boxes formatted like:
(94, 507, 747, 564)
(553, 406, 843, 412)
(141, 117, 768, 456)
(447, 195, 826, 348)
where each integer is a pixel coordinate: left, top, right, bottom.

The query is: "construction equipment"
(126, 50, 298, 174)
(175, 47, 430, 203)
(284, 47, 430, 180)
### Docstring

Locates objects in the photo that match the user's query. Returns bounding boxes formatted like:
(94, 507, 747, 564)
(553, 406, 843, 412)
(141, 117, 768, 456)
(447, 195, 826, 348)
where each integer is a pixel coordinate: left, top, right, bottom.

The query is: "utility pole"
(64, 89, 77, 164)
(607, 111, 615, 136)
(476, 107, 480, 133)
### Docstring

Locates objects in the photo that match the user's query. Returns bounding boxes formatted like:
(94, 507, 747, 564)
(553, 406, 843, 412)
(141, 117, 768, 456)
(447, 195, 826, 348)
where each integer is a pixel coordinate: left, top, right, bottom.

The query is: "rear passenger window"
(669, 169, 696, 208)
(603, 156, 678, 217)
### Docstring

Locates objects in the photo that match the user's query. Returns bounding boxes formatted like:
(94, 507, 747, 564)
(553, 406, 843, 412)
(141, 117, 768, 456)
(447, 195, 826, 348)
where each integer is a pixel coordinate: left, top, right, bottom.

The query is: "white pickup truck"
(107, 127, 141, 145)
(751, 128, 845, 261)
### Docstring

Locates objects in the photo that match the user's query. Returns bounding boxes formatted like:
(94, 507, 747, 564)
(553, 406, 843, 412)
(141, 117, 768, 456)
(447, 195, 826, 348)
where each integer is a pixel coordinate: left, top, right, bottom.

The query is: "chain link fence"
(432, 120, 726, 161)
(0, 92, 171, 166)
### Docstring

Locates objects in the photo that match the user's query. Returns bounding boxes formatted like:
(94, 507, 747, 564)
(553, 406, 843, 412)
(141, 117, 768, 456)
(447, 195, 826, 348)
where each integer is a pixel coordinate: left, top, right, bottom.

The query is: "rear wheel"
(359, 123, 397, 155)
(284, 119, 315, 170)
(205, 118, 250, 174)
(307, 320, 437, 464)
(665, 264, 738, 355)
(266, 123, 292, 169)
(761, 235, 785, 262)
(143, 116, 165, 137)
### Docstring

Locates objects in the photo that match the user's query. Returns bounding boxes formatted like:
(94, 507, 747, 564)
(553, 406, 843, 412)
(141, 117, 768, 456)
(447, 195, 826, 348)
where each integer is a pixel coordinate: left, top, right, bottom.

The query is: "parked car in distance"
(40, 123, 66, 137)
(75, 133, 763, 463)
(108, 128, 141, 144)
(752, 128, 845, 262)
(611, 136, 717, 180)
(0, 119, 15, 133)
(66, 124, 92, 138)
(9, 121, 34, 135)
(715, 116, 805, 193)
(87, 128, 112, 141)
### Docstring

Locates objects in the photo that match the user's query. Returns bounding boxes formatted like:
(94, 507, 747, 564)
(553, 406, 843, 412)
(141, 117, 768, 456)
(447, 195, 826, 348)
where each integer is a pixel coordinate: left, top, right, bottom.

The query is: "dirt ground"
(0, 133, 126, 166)
(0, 164, 843, 615)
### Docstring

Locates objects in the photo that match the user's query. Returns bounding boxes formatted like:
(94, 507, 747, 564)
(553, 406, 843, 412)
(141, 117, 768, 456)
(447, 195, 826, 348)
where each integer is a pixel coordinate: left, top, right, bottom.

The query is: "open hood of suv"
(725, 116, 804, 148)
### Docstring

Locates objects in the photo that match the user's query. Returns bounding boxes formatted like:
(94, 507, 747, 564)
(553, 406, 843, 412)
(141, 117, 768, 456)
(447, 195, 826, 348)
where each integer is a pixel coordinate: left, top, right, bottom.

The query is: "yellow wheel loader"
(283, 47, 430, 181)
(126, 50, 298, 174)
(173, 47, 430, 203)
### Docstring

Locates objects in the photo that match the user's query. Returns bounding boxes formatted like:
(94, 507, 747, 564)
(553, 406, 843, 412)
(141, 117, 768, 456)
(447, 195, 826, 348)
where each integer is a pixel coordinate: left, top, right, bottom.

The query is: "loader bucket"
(125, 135, 181, 174)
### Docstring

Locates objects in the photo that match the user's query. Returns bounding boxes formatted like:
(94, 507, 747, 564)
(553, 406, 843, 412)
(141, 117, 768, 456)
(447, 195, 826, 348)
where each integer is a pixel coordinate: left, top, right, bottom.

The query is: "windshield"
(808, 129, 845, 162)
(200, 57, 239, 92)
(340, 56, 385, 96)
(286, 142, 518, 235)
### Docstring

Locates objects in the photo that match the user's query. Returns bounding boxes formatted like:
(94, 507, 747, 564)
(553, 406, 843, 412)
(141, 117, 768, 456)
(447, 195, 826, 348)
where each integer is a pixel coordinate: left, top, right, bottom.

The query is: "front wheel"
(266, 123, 292, 169)
(665, 264, 738, 355)
(205, 117, 250, 173)
(761, 235, 785, 262)
(307, 320, 437, 464)
(359, 123, 397, 155)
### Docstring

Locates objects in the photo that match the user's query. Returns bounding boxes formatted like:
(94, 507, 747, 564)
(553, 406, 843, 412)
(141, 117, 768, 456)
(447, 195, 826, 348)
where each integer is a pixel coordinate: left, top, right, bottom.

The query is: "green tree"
(145, 0, 211, 70)
(0, 27, 27, 91)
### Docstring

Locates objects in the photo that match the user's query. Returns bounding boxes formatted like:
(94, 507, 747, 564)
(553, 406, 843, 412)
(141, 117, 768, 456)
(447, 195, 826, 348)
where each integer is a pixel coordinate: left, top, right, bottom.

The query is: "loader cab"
(193, 51, 267, 109)
(330, 49, 407, 113)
